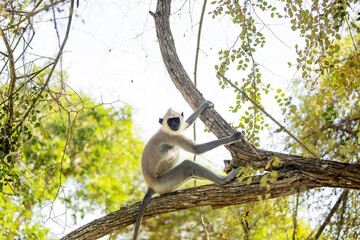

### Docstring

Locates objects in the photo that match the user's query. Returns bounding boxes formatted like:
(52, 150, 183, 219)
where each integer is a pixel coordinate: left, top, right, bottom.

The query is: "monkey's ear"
(159, 118, 163, 125)
(181, 112, 184, 117)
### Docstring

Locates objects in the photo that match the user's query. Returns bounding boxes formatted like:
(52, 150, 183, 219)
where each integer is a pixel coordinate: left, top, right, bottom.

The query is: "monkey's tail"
(133, 188, 155, 240)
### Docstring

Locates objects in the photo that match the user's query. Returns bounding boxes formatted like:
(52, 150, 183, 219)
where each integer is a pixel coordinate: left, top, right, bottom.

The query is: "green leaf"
(270, 170, 278, 177)
(247, 177, 252, 185)
(275, 126, 284, 133)
(326, 107, 334, 112)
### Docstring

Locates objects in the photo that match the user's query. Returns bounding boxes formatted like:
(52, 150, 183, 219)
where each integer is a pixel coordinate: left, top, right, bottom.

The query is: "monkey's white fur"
(133, 101, 242, 240)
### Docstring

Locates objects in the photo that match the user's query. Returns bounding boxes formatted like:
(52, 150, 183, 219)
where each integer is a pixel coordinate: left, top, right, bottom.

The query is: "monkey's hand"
(228, 132, 243, 144)
(201, 100, 214, 109)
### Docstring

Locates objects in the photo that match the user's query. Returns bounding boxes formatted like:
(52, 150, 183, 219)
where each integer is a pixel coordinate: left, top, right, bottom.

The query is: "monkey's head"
(159, 108, 184, 134)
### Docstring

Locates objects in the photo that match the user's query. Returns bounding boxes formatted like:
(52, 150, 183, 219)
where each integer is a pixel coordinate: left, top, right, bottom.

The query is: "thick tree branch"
(150, 0, 273, 166)
(61, 165, 360, 240)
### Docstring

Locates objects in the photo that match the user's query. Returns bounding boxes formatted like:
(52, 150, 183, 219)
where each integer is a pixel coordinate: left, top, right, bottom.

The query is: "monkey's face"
(167, 117, 180, 131)
(159, 108, 185, 134)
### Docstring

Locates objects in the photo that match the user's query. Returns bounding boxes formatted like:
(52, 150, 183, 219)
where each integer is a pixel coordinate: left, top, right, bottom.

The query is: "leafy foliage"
(288, 33, 359, 162)
(0, 0, 72, 195)
(284, 33, 360, 239)
(0, 194, 50, 240)
(0, 85, 144, 236)
(0, 75, 52, 194)
(209, 0, 359, 239)
(1, 0, 145, 237)
(210, 0, 359, 147)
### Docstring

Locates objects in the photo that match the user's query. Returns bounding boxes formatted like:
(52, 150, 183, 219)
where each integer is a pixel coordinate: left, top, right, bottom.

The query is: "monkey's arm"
(133, 188, 155, 240)
(173, 132, 242, 155)
(185, 100, 213, 129)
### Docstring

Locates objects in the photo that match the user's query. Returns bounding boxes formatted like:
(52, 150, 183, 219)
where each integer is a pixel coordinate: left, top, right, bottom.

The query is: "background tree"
(0, 0, 74, 195)
(286, 33, 360, 239)
(1, 1, 144, 237)
(0, 78, 144, 237)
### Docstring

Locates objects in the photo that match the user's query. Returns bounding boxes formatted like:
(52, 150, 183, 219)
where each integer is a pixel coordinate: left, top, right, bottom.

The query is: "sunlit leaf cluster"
(210, 0, 279, 146)
(0, 77, 52, 194)
(288, 34, 359, 163)
(0, 0, 69, 34)
(210, 0, 359, 147)
(284, 33, 359, 239)
(209, 1, 359, 239)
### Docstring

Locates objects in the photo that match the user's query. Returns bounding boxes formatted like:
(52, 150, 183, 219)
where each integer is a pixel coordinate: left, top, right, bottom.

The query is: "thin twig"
(198, 206, 210, 240)
(193, 2, 210, 239)
(292, 195, 299, 240)
(345, 16, 358, 51)
(51, 1, 65, 89)
(193, 0, 207, 87)
(13, 0, 75, 134)
(2, 0, 64, 31)
(0, 63, 54, 107)
(313, 190, 348, 239)
(335, 190, 349, 240)
(250, 3, 291, 49)
(217, 72, 320, 159)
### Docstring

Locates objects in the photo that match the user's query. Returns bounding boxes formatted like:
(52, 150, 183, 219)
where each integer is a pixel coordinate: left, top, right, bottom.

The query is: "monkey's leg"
(155, 160, 239, 194)
(133, 188, 155, 240)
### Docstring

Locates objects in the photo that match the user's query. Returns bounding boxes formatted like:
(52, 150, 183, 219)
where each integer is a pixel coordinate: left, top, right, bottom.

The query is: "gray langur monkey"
(133, 100, 242, 240)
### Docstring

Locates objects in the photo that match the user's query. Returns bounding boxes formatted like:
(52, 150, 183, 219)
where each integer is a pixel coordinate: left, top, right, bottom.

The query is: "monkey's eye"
(181, 112, 184, 117)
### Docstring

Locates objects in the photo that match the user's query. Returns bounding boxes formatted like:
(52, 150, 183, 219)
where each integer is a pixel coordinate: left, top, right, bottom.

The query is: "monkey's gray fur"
(133, 101, 242, 240)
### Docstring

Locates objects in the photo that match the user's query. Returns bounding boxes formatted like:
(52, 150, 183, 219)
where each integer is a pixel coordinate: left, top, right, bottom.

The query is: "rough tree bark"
(61, 0, 360, 239)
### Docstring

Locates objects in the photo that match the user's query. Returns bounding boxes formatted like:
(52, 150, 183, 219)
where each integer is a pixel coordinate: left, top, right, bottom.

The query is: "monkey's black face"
(167, 117, 180, 131)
